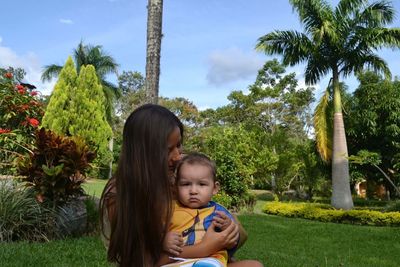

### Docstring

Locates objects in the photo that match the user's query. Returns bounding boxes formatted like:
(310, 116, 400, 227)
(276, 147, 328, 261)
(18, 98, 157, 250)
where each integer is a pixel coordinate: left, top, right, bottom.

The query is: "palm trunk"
(145, 0, 163, 104)
(331, 68, 353, 210)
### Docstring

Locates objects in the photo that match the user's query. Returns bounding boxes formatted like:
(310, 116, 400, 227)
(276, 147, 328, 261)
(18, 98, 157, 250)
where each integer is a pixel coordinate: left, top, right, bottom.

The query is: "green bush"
(19, 128, 95, 205)
(263, 201, 400, 226)
(84, 195, 100, 233)
(194, 125, 259, 209)
(385, 201, 400, 212)
(213, 191, 233, 209)
(0, 180, 58, 242)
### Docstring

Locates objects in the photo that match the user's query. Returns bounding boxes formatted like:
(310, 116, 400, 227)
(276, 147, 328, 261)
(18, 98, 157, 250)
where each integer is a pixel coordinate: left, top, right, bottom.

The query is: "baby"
(164, 152, 238, 267)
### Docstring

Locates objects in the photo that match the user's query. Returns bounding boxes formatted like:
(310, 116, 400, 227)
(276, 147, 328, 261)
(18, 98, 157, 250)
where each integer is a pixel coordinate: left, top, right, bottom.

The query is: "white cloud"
(0, 44, 56, 95)
(59, 18, 73, 24)
(206, 47, 264, 86)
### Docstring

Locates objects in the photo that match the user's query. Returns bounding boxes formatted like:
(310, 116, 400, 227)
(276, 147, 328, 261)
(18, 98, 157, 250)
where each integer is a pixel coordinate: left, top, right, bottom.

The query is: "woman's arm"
(232, 214, 247, 249)
(178, 220, 239, 258)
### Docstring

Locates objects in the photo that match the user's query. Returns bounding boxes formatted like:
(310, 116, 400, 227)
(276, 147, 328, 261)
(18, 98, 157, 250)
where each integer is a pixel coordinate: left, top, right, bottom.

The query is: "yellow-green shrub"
(263, 201, 400, 226)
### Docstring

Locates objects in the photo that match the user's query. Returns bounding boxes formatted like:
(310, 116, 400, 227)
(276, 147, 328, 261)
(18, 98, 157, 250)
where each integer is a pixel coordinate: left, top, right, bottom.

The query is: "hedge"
(263, 201, 400, 226)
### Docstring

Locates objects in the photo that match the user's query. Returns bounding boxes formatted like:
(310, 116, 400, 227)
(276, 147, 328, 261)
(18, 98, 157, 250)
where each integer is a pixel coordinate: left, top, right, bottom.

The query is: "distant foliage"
(19, 128, 95, 204)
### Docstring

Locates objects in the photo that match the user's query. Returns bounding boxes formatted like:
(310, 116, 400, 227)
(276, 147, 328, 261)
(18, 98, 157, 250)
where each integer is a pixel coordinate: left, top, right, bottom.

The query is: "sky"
(1, 0, 400, 110)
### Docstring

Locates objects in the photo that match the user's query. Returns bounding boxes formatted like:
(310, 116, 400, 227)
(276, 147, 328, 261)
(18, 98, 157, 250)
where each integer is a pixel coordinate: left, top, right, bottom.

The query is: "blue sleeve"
(213, 202, 238, 257)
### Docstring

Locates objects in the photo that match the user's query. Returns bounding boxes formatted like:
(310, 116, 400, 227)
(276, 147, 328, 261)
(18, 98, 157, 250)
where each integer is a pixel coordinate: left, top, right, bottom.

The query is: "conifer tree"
(41, 56, 77, 133)
(69, 65, 112, 167)
(42, 58, 112, 177)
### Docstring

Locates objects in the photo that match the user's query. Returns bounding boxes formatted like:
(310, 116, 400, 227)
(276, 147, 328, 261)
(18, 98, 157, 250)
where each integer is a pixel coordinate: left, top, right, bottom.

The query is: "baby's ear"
(213, 181, 220, 195)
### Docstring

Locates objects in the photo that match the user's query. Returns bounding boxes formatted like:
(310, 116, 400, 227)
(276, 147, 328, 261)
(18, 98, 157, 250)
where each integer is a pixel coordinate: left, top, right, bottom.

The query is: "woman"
(100, 104, 259, 267)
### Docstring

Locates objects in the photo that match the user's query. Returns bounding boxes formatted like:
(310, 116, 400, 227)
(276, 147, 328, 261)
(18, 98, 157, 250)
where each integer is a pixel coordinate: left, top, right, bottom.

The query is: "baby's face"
(176, 163, 218, 209)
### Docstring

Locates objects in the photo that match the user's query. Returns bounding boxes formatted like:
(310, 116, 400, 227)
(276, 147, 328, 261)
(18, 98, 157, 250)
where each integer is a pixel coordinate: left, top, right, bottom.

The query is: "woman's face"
(167, 126, 182, 178)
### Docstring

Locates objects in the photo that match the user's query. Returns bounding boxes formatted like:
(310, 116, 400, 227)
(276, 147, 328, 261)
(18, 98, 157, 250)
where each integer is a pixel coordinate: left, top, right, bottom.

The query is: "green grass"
(0, 236, 109, 266)
(1, 213, 399, 266)
(235, 214, 400, 267)
(2, 183, 398, 266)
(82, 178, 107, 198)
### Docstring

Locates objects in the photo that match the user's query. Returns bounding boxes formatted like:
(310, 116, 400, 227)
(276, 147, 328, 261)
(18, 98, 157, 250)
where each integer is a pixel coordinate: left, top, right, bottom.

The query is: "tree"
(256, 0, 400, 209)
(145, 0, 163, 104)
(41, 41, 119, 123)
(41, 57, 77, 133)
(42, 58, 112, 178)
(195, 60, 315, 194)
(346, 71, 400, 198)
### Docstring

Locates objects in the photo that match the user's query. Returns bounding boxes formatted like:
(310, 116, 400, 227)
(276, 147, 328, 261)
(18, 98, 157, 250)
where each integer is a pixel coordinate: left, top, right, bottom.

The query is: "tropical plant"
(256, 0, 400, 209)
(145, 0, 163, 104)
(19, 128, 96, 205)
(0, 180, 58, 242)
(41, 41, 119, 123)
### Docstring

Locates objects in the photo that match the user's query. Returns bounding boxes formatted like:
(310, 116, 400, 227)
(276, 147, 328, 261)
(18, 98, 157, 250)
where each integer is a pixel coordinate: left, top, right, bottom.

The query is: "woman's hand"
(202, 218, 239, 252)
(163, 231, 184, 256)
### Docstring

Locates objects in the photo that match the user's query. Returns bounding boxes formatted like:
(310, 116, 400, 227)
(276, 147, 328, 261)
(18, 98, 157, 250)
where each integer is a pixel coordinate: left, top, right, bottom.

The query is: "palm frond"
(256, 30, 313, 66)
(304, 54, 330, 85)
(41, 64, 63, 82)
(340, 50, 391, 79)
(290, 0, 335, 42)
(357, 0, 396, 27)
(336, 0, 367, 18)
(102, 80, 121, 99)
(313, 86, 333, 162)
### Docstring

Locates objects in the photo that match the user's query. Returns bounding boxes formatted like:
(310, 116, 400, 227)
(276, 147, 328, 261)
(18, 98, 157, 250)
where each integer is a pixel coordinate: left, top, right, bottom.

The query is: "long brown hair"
(100, 104, 183, 266)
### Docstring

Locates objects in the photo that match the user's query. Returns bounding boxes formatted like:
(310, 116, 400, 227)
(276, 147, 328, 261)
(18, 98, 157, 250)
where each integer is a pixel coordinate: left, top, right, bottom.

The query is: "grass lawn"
(82, 178, 108, 198)
(1, 182, 398, 266)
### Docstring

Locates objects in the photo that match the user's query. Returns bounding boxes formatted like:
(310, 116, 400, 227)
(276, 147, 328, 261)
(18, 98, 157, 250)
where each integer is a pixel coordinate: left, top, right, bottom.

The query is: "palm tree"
(41, 41, 120, 123)
(145, 0, 163, 104)
(256, 0, 400, 209)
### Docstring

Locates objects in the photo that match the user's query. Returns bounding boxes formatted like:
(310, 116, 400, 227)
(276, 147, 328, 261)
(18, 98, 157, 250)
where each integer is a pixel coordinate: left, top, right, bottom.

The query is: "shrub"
(385, 201, 400, 212)
(195, 125, 261, 209)
(213, 191, 233, 210)
(19, 128, 96, 205)
(0, 180, 58, 242)
(263, 201, 400, 226)
(84, 195, 100, 234)
(0, 69, 44, 174)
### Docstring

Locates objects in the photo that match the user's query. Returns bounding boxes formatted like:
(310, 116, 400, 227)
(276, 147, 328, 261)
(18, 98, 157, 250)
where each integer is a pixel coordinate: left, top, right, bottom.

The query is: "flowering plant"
(0, 68, 44, 174)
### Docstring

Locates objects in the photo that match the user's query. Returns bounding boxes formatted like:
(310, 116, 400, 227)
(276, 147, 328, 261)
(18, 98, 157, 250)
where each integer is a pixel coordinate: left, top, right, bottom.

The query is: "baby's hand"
(163, 231, 184, 256)
(213, 211, 232, 231)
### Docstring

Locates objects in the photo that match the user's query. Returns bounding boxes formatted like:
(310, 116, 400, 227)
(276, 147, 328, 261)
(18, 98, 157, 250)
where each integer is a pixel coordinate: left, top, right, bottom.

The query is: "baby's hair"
(176, 152, 217, 182)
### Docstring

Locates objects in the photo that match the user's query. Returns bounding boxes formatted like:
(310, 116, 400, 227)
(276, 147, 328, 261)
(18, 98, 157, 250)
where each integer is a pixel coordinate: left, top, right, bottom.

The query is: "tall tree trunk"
(331, 67, 354, 210)
(145, 0, 163, 104)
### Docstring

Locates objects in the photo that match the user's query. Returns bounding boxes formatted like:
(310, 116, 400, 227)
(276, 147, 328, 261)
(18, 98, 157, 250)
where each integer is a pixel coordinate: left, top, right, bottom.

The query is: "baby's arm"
(213, 210, 233, 231)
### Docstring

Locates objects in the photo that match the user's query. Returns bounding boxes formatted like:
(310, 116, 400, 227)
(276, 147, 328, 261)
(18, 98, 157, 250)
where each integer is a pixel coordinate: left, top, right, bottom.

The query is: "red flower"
(0, 128, 11, 134)
(18, 89, 26, 95)
(4, 72, 13, 79)
(28, 118, 40, 127)
(30, 91, 38, 96)
(16, 84, 24, 90)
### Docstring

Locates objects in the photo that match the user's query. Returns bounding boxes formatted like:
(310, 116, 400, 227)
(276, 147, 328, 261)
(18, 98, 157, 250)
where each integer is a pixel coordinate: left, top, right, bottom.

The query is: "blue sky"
(1, 0, 399, 109)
